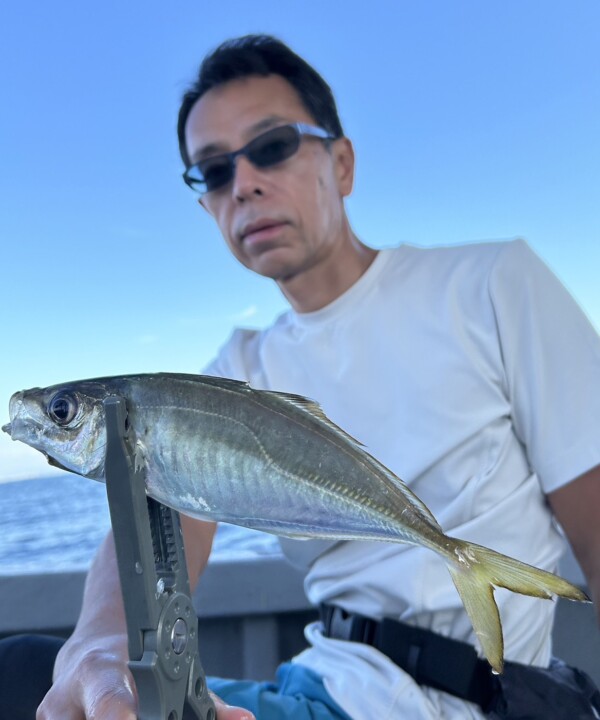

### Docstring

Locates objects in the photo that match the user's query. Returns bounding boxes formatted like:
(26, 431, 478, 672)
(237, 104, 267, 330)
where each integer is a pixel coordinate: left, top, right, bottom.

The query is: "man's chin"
(242, 244, 298, 279)
(250, 261, 295, 282)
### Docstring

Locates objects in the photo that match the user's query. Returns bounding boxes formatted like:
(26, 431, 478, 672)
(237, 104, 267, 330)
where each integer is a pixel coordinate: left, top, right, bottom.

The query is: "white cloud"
(231, 305, 258, 322)
(176, 305, 258, 328)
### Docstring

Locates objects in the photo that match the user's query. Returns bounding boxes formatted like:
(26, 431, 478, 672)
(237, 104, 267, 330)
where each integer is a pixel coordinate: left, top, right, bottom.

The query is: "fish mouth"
(1, 423, 11, 436)
(44, 452, 75, 474)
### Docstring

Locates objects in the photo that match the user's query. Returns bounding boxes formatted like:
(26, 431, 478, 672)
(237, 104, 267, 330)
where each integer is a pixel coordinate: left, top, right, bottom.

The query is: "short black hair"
(177, 35, 344, 167)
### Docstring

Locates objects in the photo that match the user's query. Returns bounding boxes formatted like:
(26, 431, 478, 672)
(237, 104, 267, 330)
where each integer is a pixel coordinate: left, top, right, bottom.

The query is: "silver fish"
(2, 372, 589, 672)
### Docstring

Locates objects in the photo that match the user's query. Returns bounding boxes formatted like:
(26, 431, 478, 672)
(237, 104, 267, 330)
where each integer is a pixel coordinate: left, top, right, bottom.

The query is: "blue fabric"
(208, 662, 352, 719)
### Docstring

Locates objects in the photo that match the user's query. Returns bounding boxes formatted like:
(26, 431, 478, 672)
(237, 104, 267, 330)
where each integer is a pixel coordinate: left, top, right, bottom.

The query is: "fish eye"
(48, 392, 79, 426)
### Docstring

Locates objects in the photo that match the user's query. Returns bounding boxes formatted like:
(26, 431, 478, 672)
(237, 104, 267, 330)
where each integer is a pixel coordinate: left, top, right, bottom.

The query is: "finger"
(36, 694, 81, 720)
(81, 669, 137, 720)
(209, 690, 256, 720)
(36, 677, 87, 720)
(37, 686, 137, 720)
(36, 666, 137, 720)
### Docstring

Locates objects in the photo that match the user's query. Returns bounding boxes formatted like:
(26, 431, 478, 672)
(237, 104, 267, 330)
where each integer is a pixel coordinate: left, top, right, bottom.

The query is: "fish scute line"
(240, 391, 435, 522)
(134, 403, 396, 519)
(140, 384, 411, 510)
(134, 403, 314, 489)
(184, 383, 385, 484)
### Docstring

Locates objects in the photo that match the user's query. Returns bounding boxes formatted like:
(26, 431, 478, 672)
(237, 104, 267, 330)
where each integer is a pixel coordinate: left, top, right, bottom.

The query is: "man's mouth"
(241, 219, 288, 245)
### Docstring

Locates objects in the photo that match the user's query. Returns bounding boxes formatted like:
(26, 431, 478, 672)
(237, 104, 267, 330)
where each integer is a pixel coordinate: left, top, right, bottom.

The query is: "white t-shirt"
(203, 239, 600, 719)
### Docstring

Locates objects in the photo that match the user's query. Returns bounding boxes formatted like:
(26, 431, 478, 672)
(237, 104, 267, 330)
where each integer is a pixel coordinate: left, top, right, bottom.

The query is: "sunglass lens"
(198, 156, 235, 192)
(249, 125, 300, 168)
(186, 125, 304, 194)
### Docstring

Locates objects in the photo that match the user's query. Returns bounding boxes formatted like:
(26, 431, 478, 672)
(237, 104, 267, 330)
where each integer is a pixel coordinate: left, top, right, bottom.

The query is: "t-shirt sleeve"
(489, 239, 600, 493)
(201, 328, 259, 381)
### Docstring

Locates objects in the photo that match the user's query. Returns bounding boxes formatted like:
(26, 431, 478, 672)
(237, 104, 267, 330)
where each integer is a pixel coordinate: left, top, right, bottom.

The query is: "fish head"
(3, 381, 111, 479)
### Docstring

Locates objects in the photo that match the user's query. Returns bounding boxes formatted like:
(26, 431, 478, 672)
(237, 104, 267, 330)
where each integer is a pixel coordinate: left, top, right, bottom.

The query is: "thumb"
(210, 691, 256, 720)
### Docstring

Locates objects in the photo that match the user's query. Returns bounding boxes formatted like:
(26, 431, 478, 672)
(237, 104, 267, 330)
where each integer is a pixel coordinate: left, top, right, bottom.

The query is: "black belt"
(319, 603, 499, 710)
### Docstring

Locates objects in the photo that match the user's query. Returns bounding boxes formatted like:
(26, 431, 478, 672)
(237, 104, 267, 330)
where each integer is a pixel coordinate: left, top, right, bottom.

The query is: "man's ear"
(333, 137, 355, 197)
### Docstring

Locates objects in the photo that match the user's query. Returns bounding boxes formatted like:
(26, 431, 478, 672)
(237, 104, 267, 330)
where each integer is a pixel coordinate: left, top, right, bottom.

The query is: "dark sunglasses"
(183, 122, 336, 195)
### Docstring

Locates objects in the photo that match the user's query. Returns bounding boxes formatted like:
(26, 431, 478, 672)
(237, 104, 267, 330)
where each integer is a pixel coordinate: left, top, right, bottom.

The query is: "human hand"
(35, 631, 255, 720)
(36, 632, 137, 719)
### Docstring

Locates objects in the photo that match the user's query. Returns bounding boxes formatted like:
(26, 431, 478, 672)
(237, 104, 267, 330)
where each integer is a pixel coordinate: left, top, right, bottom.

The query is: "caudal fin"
(446, 540, 589, 674)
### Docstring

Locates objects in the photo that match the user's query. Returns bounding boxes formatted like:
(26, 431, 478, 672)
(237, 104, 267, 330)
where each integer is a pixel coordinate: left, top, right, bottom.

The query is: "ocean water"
(0, 474, 281, 575)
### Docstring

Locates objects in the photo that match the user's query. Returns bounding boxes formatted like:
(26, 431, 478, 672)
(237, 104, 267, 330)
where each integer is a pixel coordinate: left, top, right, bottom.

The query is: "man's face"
(184, 74, 354, 282)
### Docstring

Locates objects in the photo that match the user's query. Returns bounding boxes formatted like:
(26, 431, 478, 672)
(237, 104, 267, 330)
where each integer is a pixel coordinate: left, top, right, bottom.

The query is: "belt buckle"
(328, 606, 354, 640)
(323, 605, 375, 644)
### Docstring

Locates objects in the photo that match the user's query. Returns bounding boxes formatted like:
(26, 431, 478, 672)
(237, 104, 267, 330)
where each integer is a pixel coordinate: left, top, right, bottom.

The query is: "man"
(3, 34, 600, 719)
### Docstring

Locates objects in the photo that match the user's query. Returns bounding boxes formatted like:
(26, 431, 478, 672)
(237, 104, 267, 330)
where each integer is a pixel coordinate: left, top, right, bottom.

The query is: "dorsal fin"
(193, 375, 254, 393)
(262, 389, 366, 448)
(189, 374, 367, 448)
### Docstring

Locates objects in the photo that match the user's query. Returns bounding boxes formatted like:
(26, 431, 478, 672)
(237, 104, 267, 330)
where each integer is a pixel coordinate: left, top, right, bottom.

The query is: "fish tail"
(446, 539, 589, 674)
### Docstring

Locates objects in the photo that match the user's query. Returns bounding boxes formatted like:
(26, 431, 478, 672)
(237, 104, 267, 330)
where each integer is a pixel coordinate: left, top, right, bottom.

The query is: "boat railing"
(0, 548, 598, 684)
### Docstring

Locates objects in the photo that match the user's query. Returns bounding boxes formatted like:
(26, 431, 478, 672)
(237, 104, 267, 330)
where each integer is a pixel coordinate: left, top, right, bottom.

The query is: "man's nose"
(232, 155, 265, 201)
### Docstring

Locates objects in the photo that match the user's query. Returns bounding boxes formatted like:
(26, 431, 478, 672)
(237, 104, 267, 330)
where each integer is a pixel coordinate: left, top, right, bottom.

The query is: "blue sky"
(1, 1, 599, 481)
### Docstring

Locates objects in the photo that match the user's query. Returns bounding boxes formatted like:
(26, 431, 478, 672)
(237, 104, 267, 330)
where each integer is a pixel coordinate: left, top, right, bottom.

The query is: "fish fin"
(196, 374, 368, 448)
(447, 540, 589, 674)
(195, 376, 368, 447)
(266, 391, 367, 448)
(196, 375, 254, 393)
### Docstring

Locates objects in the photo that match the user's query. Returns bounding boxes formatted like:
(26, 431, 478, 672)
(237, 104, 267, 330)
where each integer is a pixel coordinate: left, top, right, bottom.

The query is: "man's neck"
(277, 232, 378, 314)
